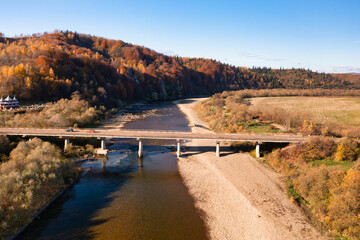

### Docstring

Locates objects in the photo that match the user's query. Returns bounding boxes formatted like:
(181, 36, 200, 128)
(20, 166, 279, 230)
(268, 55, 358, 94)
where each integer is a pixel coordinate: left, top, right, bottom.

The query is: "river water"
(17, 103, 208, 240)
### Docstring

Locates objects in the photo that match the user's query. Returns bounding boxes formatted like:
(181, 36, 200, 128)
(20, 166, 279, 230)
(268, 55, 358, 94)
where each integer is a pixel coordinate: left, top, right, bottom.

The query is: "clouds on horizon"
(331, 66, 360, 73)
(238, 51, 285, 62)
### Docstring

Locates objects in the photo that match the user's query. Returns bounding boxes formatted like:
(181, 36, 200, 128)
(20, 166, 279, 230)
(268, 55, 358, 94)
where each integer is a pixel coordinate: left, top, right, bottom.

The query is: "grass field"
(309, 160, 355, 171)
(250, 96, 360, 127)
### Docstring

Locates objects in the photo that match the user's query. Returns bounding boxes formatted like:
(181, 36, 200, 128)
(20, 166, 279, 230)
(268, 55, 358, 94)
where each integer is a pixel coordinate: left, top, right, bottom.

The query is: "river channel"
(17, 103, 208, 240)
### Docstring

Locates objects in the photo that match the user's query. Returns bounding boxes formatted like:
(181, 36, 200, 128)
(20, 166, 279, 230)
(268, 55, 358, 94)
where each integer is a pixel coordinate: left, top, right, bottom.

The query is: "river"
(17, 103, 208, 240)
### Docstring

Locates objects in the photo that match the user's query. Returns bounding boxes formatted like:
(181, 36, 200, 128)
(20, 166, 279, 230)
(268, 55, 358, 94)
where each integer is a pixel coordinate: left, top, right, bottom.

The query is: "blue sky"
(1, 0, 359, 73)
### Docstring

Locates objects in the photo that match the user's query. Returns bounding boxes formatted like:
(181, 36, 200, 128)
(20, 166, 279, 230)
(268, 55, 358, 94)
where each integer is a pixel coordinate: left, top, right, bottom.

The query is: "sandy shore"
(174, 98, 326, 240)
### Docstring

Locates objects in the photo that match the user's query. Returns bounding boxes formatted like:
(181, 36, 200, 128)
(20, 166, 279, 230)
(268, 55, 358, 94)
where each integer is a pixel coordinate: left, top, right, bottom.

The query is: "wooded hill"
(331, 73, 360, 88)
(0, 31, 355, 107)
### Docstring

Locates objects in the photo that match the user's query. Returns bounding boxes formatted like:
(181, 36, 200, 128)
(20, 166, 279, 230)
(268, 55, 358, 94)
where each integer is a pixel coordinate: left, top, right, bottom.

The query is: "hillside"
(0, 31, 355, 107)
(331, 73, 360, 88)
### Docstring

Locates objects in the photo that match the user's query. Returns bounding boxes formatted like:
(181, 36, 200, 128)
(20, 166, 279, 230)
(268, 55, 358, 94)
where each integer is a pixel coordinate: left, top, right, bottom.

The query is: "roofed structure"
(0, 96, 20, 110)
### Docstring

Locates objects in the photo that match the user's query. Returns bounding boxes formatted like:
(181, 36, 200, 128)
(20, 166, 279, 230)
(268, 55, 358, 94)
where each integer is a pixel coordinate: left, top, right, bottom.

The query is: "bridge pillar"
(138, 157, 143, 168)
(101, 139, 106, 150)
(138, 139, 143, 158)
(256, 142, 261, 158)
(64, 138, 70, 150)
(176, 139, 181, 158)
(216, 141, 220, 157)
(95, 138, 108, 155)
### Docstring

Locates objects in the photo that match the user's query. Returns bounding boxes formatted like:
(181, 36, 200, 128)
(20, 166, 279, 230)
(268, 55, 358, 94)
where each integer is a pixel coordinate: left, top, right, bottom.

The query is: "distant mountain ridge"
(0, 31, 356, 107)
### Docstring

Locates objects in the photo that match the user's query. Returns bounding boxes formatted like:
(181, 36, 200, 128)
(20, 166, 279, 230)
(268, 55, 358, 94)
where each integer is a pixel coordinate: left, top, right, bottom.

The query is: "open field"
(250, 96, 360, 127)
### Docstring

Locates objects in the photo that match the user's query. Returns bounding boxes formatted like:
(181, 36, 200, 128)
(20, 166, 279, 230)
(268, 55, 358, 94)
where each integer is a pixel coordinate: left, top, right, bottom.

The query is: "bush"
(298, 137, 337, 161)
(265, 137, 360, 239)
(327, 169, 360, 238)
(0, 138, 77, 239)
(64, 143, 95, 158)
(300, 120, 321, 136)
(335, 138, 360, 162)
(2, 98, 100, 128)
(295, 166, 344, 222)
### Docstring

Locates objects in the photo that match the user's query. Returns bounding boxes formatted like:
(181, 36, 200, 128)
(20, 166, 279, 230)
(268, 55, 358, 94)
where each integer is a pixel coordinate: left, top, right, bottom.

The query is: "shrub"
(298, 137, 337, 161)
(0, 138, 77, 239)
(294, 166, 344, 221)
(1, 98, 100, 128)
(327, 169, 360, 238)
(335, 138, 360, 162)
(265, 137, 360, 239)
(300, 120, 321, 136)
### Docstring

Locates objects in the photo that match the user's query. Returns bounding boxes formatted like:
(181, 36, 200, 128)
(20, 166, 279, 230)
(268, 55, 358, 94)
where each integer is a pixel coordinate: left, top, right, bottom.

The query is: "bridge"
(0, 128, 309, 158)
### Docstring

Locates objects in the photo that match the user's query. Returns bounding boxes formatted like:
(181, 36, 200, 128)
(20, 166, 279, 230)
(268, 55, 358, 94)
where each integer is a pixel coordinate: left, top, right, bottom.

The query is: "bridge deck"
(0, 128, 308, 143)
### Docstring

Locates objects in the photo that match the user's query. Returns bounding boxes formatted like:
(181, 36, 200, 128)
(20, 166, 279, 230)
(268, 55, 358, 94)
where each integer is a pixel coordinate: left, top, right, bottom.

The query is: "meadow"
(250, 96, 360, 128)
(194, 89, 360, 137)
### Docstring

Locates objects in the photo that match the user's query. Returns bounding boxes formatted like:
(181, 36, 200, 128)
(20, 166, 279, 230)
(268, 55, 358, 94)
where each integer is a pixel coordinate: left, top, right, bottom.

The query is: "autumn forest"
(0, 31, 356, 107)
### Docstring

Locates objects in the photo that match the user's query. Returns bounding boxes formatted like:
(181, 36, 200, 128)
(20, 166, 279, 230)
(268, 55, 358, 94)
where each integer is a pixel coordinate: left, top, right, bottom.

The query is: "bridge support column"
(216, 141, 220, 157)
(101, 139, 106, 150)
(138, 157, 143, 168)
(138, 139, 143, 158)
(176, 139, 181, 158)
(256, 142, 261, 158)
(96, 138, 108, 155)
(64, 138, 70, 150)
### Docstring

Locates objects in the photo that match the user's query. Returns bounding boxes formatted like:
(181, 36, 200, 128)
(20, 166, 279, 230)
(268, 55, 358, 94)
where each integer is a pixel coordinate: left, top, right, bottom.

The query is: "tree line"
(0, 31, 356, 108)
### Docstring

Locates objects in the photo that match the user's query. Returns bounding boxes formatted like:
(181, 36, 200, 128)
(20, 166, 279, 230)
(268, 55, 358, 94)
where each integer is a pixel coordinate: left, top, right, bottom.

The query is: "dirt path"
(174, 98, 326, 240)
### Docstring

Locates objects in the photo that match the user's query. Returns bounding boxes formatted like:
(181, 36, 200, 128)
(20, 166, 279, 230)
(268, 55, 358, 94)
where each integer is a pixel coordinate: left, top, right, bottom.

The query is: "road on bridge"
(0, 127, 309, 143)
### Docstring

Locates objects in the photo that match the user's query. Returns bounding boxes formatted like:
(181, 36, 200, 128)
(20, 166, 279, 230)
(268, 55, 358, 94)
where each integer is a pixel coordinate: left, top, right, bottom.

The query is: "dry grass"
(250, 96, 360, 128)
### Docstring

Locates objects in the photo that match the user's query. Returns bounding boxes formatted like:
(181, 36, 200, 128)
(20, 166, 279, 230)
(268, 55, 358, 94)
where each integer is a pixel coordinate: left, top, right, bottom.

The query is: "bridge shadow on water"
(167, 146, 237, 158)
(167, 142, 290, 158)
(193, 124, 210, 130)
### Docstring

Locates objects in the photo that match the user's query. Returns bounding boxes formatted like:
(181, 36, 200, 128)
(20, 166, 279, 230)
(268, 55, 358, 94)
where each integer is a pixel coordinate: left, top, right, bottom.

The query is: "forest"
(0, 31, 356, 108)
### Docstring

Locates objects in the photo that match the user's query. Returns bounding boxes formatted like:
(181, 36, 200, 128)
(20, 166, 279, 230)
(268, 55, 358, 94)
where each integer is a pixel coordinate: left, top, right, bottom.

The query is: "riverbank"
(174, 98, 326, 240)
(100, 102, 158, 129)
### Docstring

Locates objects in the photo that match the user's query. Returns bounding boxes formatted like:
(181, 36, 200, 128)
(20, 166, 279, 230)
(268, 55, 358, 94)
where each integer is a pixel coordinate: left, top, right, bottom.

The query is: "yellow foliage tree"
(335, 138, 359, 162)
(327, 169, 360, 238)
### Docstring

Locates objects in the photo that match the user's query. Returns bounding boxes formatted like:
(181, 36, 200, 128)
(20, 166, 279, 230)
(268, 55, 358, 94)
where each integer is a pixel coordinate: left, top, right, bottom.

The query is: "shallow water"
(17, 103, 208, 240)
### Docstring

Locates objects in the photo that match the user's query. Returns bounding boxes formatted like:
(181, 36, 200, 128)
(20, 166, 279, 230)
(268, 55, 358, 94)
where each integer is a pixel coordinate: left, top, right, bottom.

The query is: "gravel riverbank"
(174, 98, 326, 240)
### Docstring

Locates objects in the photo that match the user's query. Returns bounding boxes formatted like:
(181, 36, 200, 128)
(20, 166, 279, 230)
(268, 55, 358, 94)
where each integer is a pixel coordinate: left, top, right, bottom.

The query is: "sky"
(0, 0, 359, 73)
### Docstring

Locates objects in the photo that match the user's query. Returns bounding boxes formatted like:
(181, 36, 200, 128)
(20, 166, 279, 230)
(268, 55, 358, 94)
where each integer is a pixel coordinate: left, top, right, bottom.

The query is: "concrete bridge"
(0, 128, 309, 158)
